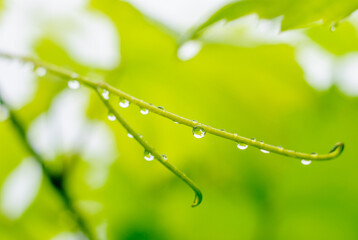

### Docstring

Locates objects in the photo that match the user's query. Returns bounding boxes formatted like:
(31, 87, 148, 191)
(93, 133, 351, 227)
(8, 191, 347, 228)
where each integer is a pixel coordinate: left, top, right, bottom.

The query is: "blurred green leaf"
(188, 0, 358, 40)
(307, 22, 358, 55)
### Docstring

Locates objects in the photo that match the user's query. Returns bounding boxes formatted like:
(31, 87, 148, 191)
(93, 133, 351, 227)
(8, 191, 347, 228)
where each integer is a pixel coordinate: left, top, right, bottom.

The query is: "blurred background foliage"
(1, 0, 358, 239)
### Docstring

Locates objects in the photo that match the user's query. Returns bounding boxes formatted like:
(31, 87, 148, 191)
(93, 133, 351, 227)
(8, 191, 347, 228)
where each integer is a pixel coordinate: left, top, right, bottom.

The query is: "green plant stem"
(0, 96, 95, 240)
(0, 52, 344, 161)
(96, 88, 202, 207)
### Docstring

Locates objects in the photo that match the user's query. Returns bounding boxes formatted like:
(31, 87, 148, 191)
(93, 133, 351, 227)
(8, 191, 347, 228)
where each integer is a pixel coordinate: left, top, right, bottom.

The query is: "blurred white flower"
(1, 157, 42, 220)
(28, 90, 118, 188)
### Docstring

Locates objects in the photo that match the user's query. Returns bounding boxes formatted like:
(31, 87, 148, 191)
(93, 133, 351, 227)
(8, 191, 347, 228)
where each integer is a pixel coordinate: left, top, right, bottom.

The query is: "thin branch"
(96, 88, 202, 207)
(0, 52, 344, 161)
(0, 95, 95, 240)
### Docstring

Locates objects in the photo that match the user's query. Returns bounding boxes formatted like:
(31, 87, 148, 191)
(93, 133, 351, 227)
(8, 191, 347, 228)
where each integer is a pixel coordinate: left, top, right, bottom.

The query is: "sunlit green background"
(1, 0, 358, 239)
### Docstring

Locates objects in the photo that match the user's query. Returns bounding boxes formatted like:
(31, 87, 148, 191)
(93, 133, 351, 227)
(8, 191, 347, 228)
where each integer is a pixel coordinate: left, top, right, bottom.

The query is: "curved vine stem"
(96, 88, 202, 207)
(0, 52, 344, 161)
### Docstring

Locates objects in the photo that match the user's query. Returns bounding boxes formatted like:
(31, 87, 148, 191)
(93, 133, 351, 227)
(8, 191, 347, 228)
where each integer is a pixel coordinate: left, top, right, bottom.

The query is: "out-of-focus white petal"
(0, 58, 36, 108)
(296, 44, 335, 90)
(336, 54, 358, 96)
(60, 11, 120, 70)
(127, 0, 225, 32)
(1, 157, 42, 220)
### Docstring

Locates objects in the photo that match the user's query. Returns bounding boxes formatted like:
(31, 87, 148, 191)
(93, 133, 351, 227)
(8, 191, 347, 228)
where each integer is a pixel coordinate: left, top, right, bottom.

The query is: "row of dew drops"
(193, 125, 312, 165)
(25, 66, 312, 166)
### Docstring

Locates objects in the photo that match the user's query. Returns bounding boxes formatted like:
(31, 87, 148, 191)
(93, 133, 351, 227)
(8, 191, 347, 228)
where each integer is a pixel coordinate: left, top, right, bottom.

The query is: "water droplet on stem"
(144, 150, 154, 161)
(193, 126, 205, 139)
(107, 112, 116, 121)
(301, 159, 311, 165)
(119, 98, 130, 108)
(140, 107, 149, 115)
(102, 89, 110, 100)
(260, 149, 270, 154)
(237, 143, 248, 150)
(35, 67, 47, 77)
(68, 80, 80, 90)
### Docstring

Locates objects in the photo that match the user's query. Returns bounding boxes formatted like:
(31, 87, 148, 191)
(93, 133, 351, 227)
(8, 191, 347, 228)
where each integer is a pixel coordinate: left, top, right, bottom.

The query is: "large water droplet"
(107, 112, 116, 121)
(193, 126, 205, 139)
(119, 98, 130, 108)
(140, 107, 149, 115)
(102, 89, 110, 100)
(237, 143, 248, 150)
(35, 67, 47, 77)
(144, 150, 154, 161)
(68, 80, 80, 90)
(301, 159, 311, 165)
(0, 105, 9, 122)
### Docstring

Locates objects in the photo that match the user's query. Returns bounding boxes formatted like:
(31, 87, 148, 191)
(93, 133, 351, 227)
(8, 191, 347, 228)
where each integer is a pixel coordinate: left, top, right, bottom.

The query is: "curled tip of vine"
(192, 192, 203, 207)
(330, 142, 344, 155)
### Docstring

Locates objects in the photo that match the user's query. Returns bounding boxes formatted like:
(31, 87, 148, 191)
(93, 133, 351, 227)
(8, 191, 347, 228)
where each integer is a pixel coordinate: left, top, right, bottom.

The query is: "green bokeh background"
(1, 1, 358, 239)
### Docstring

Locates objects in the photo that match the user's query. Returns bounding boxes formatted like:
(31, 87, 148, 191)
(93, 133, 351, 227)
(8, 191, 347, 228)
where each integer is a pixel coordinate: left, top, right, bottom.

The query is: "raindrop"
(144, 150, 154, 161)
(162, 155, 168, 161)
(127, 133, 133, 138)
(0, 105, 9, 122)
(237, 143, 248, 150)
(119, 98, 130, 108)
(157, 106, 165, 110)
(107, 112, 116, 121)
(140, 107, 149, 115)
(102, 89, 110, 100)
(35, 67, 47, 77)
(301, 159, 312, 165)
(68, 80, 80, 90)
(193, 126, 206, 139)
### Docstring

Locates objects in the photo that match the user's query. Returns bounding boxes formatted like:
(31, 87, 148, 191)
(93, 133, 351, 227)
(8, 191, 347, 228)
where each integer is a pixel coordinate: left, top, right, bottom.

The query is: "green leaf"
(187, 0, 358, 41)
